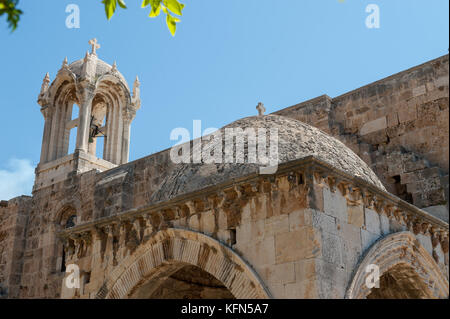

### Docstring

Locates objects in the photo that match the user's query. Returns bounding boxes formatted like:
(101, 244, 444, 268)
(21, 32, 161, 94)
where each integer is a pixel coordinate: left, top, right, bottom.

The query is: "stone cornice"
(58, 156, 449, 239)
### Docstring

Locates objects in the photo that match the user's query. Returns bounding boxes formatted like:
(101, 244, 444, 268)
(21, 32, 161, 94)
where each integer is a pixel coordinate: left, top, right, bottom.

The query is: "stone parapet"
(34, 151, 117, 192)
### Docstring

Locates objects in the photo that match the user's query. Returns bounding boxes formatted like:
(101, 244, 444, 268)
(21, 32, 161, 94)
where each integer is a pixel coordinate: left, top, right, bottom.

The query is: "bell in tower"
(34, 39, 141, 191)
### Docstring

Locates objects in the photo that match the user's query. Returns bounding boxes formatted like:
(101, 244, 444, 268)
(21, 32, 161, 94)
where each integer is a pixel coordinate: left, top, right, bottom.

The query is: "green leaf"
(118, 0, 127, 9)
(0, 0, 23, 31)
(149, 3, 161, 17)
(102, 0, 117, 20)
(148, 0, 162, 17)
(150, 0, 162, 9)
(141, 0, 151, 8)
(163, 0, 184, 16)
(149, 6, 161, 17)
(166, 12, 180, 36)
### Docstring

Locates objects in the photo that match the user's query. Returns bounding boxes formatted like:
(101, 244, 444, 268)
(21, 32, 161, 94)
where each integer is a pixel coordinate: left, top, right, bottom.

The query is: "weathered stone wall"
(233, 175, 448, 298)
(14, 148, 176, 298)
(274, 55, 449, 221)
(57, 160, 449, 299)
(1, 55, 448, 299)
(0, 197, 31, 298)
(3, 154, 449, 299)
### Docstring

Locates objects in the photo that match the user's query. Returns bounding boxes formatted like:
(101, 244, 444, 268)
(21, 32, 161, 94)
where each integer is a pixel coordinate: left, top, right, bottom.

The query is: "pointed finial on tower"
(133, 76, 140, 97)
(38, 72, 51, 106)
(132, 76, 141, 110)
(111, 61, 117, 73)
(256, 102, 266, 116)
(62, 57, 68, 68)
(88, 38, 100, 56)
(40, 72, 50, 96)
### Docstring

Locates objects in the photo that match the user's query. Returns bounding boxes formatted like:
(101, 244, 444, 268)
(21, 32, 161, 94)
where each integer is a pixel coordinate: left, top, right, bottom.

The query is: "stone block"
(267, 283, 285, 298)
(400, 171, 419, 185)
(315, 259, 348, 298)
(285, 279, 318, 299)
(201, 211, 215, 235)
(275, 227, 321, 264)
(312, 210, 337, 234)
(380, 214, 390, 236)
(360, 117, 387, 136)
(364, 208, 381, 235)
(250, 219, 265, 240)
(264, 214, 289, 236)
(361, 229, 380, 252)
(347, 205, 364, 228)
(321, 231, 343, 267)
(323, 187, 347, 223)
(236, 222, 251, 245)
(412, 85, 426, 97)
(309, 184, 324, 211)
(434, 76, 448, 88)
(294, 258, 316, 282)
(386, 112, 399, 128)
(244, 236, 275, 267)
(339, 222, 361, 246)
(341, 239, 362, 271)
(288, 209, 312, 231)
(398, 104, 417, 123)
(188, 214, 199, 232)
(404, 160, 428, 172)
(266, 262, 296, 284)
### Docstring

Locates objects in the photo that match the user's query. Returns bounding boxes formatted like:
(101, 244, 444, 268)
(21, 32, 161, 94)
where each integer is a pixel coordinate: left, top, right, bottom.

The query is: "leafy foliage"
(104, 0, 185, 36)
(0, 0, 22, 31)
(1, 0, 185, 36)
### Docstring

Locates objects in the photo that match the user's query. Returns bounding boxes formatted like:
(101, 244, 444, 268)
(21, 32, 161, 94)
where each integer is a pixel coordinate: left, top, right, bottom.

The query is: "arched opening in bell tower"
(68, 103, 79, 155)
(88, 95, 108, 160)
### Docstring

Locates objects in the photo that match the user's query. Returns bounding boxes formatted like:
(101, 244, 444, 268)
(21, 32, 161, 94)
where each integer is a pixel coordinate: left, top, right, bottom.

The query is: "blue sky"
(0, 0, 448, 199)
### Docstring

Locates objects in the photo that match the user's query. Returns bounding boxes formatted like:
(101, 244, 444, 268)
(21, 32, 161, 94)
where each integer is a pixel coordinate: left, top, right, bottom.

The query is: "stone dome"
(68, 58, 129, 89)
(151, 115, 385, 203)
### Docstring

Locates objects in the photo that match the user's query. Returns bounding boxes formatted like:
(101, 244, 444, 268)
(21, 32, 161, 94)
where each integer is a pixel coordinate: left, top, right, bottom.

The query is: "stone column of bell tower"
(34, 39, 141, 192)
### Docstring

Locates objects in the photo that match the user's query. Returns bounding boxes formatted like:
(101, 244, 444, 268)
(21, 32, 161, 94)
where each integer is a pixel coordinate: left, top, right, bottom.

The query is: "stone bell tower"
(34, 39, 141, 191)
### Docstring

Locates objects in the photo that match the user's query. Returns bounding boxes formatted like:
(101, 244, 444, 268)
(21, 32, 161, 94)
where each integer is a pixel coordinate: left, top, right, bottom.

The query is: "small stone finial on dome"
(134, 76, 140, 88)
(111, 61, 118, 73)
(88, 38, 100, 56)
(84, 51, 90, 62)
(256, 102, 266, 116)
(62, 57, 68, 68)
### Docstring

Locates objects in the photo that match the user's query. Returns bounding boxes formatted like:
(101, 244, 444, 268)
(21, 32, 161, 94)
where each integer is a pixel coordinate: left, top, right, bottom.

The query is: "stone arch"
(96, 228, 272, 299)
(52, 195, 82, 226)
(52, 196, 83, 273)
(95, 74, 131, 101)
(346, 231, 449, 299)
(92, 75, 132, 164)
(48, 69, 78, 106)
(58, 206, 78, 229)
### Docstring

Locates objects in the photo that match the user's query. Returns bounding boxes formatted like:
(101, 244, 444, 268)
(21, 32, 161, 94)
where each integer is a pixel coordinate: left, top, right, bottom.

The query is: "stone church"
(0, 40, 448, 299)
